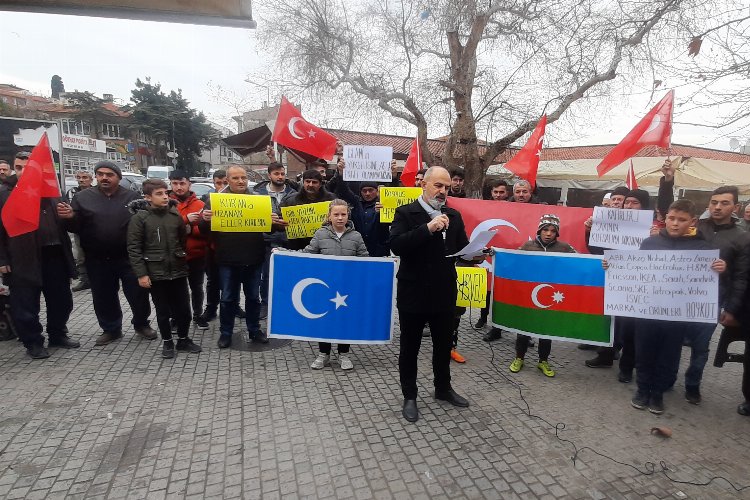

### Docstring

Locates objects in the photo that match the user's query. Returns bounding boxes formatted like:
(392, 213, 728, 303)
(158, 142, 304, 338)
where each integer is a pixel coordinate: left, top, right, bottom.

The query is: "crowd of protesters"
(0, 148, 749, 422)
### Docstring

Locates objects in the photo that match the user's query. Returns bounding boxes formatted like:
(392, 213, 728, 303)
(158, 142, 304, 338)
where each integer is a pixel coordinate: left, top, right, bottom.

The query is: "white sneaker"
(339, 354, 353, 371)
(311, 353, 330, 370)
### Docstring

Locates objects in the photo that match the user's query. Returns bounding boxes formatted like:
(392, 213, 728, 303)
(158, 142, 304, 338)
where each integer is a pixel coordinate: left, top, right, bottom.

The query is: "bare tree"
(257, 0, 694, 196)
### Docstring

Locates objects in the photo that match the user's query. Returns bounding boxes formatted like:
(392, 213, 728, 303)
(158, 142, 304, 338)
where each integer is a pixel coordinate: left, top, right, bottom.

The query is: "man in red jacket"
(169, 171, 209, 329)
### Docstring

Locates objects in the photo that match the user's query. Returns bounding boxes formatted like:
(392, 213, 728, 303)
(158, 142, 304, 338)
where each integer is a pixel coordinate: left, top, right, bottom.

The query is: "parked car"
(122, 172, 146, 194)
(191, 182, 215, 199)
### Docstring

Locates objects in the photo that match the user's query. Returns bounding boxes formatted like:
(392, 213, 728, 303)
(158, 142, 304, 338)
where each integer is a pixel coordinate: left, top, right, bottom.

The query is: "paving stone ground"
(0, 291, 748, 499)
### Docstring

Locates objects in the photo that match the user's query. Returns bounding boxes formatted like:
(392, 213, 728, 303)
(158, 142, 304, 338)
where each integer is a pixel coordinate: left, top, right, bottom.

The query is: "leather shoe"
(48, 336, 80, 349)
(251, 331, 269, 344)
(135, 325, 157, 340)
(27, 344, 50, 359)
(482, 328, 502, 342)
(435, 389, 470, 407)
(738, 402, 750, 416)
(217, 335, 232, 349)
(402, 399, 419, 422)
(95, 330, 122, 346)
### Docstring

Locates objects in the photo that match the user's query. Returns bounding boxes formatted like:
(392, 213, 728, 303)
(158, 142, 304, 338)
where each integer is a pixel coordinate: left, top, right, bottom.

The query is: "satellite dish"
(730, 138, 740, 150)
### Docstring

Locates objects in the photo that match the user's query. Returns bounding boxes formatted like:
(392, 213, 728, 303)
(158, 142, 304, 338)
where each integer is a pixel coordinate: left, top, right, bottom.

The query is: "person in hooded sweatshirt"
(294, 198, 369, 371)
(509, 214, 576, 378)
(604, 199, 725, 415)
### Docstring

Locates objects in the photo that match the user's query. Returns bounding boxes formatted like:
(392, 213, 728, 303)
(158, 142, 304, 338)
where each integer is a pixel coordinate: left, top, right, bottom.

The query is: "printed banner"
(210, 193, 272, 232)
(379, 187, 422, 223)
(492, 249, 612, 345)
(343, 145, 393, 182)
(456, 267, 487, 308)
(281, 201, 332, 239)
(448, 198, 592, 254)
(603, 250, 720, 323)
(589, 207, 654, 250)
(268, 253, 396, 343)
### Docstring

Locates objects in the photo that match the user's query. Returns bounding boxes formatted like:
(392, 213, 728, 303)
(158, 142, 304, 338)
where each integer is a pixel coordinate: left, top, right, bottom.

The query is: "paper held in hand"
(447, 230, 497, 258)
(343, 145, 393, 182)
(589, 206, 654, 250)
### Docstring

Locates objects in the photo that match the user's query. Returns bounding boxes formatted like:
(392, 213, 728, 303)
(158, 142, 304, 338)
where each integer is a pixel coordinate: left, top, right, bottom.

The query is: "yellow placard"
(210, 193, 272, 232)
(281, 201, 332, 239)
(456, 267, 487, 308)
(379, 187, 422, 223)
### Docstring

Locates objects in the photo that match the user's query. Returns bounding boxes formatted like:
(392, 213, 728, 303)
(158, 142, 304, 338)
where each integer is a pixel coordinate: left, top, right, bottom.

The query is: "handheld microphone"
(440, 205, 448, 241)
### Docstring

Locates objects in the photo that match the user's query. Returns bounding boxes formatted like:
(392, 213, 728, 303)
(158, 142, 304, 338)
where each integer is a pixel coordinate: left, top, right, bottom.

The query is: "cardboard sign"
(456, 267, 487, 308)
(379, 187, 422, 223)
(210, 193, 272, 232)
(281, 201, 332, 239)
(589, 207, 654, 250)
(343, 145, 393, 182)
(604, 249, 720, 323)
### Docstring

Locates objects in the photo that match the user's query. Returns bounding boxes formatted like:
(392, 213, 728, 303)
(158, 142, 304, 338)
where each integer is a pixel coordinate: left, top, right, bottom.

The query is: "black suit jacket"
(389, 200, 470, 314)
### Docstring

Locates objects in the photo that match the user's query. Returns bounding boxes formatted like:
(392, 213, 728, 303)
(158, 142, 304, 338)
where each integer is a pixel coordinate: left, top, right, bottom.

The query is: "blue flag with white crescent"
(268, 252, 396, 343)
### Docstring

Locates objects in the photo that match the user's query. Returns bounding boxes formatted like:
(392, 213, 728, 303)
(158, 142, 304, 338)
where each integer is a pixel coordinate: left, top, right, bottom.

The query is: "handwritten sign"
(589, 207, 654, 250)
(456, 267, 487, 308)
(379, 187, 422, 223)
(343, 145, 393, 182)
(281, 201, 332, 239)
(603, 249, 720, 323)
(210, 193, 272, 232)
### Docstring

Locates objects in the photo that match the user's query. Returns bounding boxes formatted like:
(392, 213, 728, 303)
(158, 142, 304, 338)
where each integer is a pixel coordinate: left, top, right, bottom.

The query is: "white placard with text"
(589, 207, 654, 250)
(343, 145, 393, 182)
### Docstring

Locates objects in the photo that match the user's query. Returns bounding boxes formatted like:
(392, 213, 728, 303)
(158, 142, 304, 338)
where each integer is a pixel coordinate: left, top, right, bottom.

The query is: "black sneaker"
(162, 344, 175, 359)
(176, 338, 202, 353)
(648, 393, 664, 414)
(631, 390, 649, 410)
(482, 328, 502, 342)
(474, 316, 487, 328)
(27, 344, 50, 359)
(236, 307, 246, 319)
(251, 331, 269, 344)
(194, 316, 209, 330)
(201, 309, 217, 322)
(217, 335, 232, 349)
(585, 356, 613, 368)
(685, 386, 701, 405)
(48, 336, 81, 349)
(738, 402, 750, 416)
(617, 370, 632, 383)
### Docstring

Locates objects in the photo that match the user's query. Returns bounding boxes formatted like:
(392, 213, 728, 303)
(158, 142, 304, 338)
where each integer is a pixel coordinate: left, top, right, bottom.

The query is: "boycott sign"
(589, 207, 654, 250)
(380, 187, 422, 223)
(603, 249, 720, 323)
(281, 201, 332, 239)
(210, 193, 272, 232)
(343, 145, 393, 182)
(456, 267, 487, 308)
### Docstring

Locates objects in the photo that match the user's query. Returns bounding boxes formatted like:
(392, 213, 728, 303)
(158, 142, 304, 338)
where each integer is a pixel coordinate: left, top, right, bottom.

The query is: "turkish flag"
(1, 133, 61, 237)
(503, 115, 546, 188)
(400, 137, 421, 187)
(626, 160, 638, 190)
(596, 90, 674, 176)
(272, 96, 338, 160)
(448, 198, 592, 254)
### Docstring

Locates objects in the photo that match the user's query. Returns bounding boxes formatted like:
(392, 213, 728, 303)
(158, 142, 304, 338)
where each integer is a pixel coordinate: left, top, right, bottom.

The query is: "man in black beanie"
(623, 189, 650, 210)
(61, 160, 155, 345)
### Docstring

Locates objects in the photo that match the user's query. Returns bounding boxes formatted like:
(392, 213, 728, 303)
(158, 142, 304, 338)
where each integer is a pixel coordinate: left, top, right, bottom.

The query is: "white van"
(146, 165, 174, 180)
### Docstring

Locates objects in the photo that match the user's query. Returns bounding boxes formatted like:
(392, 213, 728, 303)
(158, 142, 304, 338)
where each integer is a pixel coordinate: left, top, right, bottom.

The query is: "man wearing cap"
(0, 151, 79, 359)
(279, 169, 336, 251)
(61, 160, 155, 345)
(601, 193, 612, 207)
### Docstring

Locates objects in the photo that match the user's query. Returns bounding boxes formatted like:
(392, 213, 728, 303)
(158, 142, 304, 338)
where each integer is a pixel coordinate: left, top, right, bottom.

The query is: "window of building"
(102, 123, 123, 139)
(63, 155, 96, 175)
(107, 152, 126, 162)
(61, 119, 91, 136)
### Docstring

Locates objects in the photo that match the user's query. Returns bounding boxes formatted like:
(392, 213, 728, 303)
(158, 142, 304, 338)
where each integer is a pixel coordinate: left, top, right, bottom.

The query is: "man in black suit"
(390, 166, 472, 422)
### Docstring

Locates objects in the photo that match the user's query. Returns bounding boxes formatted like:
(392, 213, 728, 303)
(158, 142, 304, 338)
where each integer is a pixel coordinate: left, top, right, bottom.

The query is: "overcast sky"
(0, 11, 740, 151)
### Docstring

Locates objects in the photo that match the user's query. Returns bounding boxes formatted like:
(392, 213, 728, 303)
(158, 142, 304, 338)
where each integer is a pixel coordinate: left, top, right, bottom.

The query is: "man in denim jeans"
(200, 165, 267, 349)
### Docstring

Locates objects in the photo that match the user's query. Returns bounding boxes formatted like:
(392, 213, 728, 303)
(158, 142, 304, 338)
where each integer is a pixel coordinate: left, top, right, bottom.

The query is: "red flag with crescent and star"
(1, 133, 61, 237)
(596, 90, 674, 176)
(400, 137, 421, 187)
(272, 96, 338, 160)
(503, 115, 546, 188)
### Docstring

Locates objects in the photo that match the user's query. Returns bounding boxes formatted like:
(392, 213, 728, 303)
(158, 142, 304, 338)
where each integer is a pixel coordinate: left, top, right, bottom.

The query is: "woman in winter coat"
(300, 198, 369, 370)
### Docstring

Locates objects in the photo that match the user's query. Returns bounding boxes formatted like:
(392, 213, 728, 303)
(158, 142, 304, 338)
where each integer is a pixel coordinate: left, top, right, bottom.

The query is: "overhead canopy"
(0, 0, 257, 28)
(223, 124, 321, 164)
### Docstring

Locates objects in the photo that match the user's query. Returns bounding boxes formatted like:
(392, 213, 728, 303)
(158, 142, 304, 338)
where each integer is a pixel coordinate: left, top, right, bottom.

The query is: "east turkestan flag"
(492, 249, 613, 345)
(268, 252, 397, 343)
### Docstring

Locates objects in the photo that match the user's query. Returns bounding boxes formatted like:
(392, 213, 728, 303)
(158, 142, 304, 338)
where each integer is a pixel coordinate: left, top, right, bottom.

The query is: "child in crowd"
(301, 198, 369, 370)
(127, 179, 202, 359)
(604, 199, 725, 414)
(509, 214, 576, 377)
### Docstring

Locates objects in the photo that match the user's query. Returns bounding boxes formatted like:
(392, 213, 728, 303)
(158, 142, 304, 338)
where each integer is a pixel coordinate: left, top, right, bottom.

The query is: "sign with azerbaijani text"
(603, 250, 720, 323)
(210, 193, 272, 232)
(589, 207, 654, 250)
(281, 201, 332, 239)
(379, 187, 422, 223)
(456, 267, 487, 308)
(343, 145, 393, 182)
